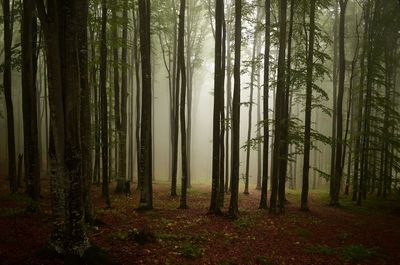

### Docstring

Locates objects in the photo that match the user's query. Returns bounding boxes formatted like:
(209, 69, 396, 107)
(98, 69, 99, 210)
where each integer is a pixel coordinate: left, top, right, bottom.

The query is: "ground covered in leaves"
(0, 180, 399, 265)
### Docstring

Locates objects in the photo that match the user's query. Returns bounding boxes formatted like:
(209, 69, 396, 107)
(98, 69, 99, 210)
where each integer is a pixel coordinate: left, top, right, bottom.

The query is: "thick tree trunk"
(2, 0, 17, 194)
(228, 0, 241, 218)
(210, 0, 224, 214)
(270, 0, 287, 214)
(330, 0, 347, 207)
(116, 0, 129, 194)
(37, 0, 90, 256)
(301, 0, 316, 211)
(22, 0, 40, 205)
(138, 0, 153, 210)
(79, 0, 93, 222)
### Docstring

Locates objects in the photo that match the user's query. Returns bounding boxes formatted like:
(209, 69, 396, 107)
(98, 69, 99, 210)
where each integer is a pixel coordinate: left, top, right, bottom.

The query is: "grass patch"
(305, 245, 335, 255)
(255, 255, 275, 265)
(234, 216, 255, 230)
(180, 242, 203, 258)
(340, 244, 381, 262)
(294, 227, 312, 238)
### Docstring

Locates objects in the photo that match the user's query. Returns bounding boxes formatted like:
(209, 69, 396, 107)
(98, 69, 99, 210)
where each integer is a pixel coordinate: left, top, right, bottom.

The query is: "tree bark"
(210, 0, 224, 214)
(22, 0, 40, 204)
(100, 0, 111, 208)
(138, 0, 153, 210)
(301, 0, 316, 211)
(330, 0, 347, 207)
(259, 0, 271, 210)
(228, 0, 242, 218)
(2, 0, 17, 194)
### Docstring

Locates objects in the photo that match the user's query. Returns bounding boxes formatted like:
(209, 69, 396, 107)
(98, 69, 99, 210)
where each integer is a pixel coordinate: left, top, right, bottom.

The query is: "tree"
(228, 0, 241, 218)
(21, 0, 40, 205)
(244, 0, 262, 195)
(259, 0, 270, 210)
(178, 0, 189, 209)
(99, 0, 111, 209)
(115, 0, 129, 193)
(2, 0, 17, 194)
(81, 0, 93, 222)
(138, 0, 153, 210)
(301, 0, 316, 211)
(37, 0, 90, 255)
(210, 0, 224, 214)
(330, 0, 347, 207)
(270, 0, 287, 214)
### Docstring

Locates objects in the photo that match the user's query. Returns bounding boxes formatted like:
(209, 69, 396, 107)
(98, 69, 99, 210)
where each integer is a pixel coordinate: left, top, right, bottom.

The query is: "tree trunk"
(100, 0, 111, 208)
(116, 0, 129, 194)
(178, 0, 188, 209)
(270, 0, 287, 214)
(330, 0, 347, 207)
(22, 0, 40, 205)
(2, 0, 17, 194)
(259, 0, 271, 210)
(210, 0, 224, 214)
(37, 0, 90, 256)
(301, 0, 316, 211)
(138, 0, 153, 210)
(228, 0, 242, 218)
(244, 2, 262, 195)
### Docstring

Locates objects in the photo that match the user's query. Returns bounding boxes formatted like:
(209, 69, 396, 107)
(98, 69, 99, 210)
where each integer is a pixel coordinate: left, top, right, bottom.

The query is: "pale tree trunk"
(244, 1, 262, 195)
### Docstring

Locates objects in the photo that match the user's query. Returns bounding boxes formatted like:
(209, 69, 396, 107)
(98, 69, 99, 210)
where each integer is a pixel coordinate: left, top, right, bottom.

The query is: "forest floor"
(0, 180, 400, 265)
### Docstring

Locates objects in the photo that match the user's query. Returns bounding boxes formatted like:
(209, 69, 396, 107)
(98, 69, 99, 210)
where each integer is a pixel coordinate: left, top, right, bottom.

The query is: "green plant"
(305, 245, 335, 255)
(255, 256, 275, 265)
(294, 228, 312, 238)
(180, 242, 203, 258)
(340, 244, 380, 262)
(234, 216, 255, 230)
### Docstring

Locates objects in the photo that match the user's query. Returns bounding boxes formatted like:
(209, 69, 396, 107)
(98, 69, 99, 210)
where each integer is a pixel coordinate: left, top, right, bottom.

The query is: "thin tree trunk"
(259, 0, 271, 210)
(100, 0, 111, 208)
(178, 0, 188, 209)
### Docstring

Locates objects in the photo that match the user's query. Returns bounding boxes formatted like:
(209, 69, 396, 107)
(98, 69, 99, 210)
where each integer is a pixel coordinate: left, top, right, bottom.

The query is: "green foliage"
(255, 256, 275, 265)
(233, 216, 255, 230)
(340, 245, 381, 262)
(180, 242, 203, 258)
(305, 245, 335, 255)
(294, 228, 312, 238)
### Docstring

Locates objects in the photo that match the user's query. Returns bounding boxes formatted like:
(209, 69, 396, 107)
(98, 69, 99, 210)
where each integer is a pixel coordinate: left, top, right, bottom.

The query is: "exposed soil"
(0, 181, 399, 265)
